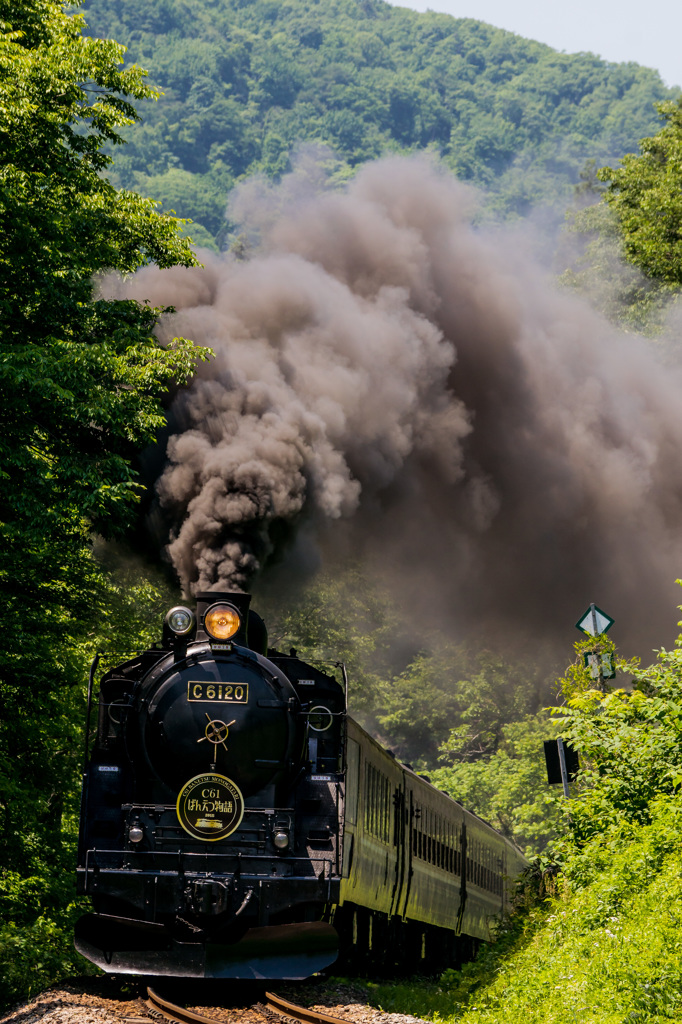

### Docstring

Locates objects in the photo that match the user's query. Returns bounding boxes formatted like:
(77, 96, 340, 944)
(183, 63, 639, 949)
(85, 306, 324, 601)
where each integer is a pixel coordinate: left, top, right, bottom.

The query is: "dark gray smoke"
(121, 155, 682, 652)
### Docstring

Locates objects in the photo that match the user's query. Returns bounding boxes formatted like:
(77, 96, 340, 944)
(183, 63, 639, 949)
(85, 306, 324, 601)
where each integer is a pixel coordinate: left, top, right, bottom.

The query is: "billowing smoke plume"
(121, 155, 682, 651)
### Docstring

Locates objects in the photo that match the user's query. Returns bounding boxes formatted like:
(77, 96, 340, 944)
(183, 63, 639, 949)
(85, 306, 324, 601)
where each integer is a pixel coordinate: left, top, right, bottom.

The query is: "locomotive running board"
(74, 914, 338, 979)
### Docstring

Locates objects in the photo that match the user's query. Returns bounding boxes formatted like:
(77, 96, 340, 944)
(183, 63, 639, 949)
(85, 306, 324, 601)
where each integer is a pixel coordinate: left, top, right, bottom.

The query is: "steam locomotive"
(75, 591, 527, 979)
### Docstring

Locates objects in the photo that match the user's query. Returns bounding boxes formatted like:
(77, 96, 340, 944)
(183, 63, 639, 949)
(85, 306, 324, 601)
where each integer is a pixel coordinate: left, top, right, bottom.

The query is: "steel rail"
(264, 992, 348, 1024)
(143, 987, 349, 1024)
(146, 987, 220, 1024)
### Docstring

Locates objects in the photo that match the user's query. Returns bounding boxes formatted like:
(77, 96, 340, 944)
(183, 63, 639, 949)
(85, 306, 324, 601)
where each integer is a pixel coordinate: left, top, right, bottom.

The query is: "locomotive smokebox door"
(130, 649, 303, 800)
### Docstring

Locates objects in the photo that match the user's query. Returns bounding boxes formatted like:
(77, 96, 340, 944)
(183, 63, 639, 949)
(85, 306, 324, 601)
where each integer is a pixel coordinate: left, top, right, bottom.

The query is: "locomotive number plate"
(187, 682, 249, 703)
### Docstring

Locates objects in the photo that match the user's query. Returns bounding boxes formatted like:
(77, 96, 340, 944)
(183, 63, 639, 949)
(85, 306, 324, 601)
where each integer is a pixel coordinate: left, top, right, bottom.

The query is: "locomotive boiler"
(75, 591, 527, 978)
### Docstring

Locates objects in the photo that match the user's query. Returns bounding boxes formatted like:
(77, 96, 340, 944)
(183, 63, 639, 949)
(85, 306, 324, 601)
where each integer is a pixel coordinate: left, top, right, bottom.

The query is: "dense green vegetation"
(78, 0, 675, 247)
(363, 628, 682, 1022)
(0, 0, 206, 1005)
(599, 98, 682, 286)
(558, 167, 675, 334)
(559, 100, 682, 334)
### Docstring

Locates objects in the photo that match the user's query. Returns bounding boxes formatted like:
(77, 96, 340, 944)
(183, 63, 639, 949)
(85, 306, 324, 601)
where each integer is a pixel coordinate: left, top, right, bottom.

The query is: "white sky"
(387, 0, 681, 89)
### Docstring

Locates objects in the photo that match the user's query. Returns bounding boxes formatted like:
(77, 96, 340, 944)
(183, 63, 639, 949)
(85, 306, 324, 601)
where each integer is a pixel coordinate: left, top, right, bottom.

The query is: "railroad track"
(144, 986, 349, 1024)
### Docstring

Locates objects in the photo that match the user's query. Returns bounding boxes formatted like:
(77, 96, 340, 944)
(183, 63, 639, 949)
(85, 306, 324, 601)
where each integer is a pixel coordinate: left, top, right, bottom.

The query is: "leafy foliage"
(260, 567, 405, 716)
(0, 560, 182, 1008)
(0, 1, 205, 1007)
(78, 0, 674, 243)
(0, 0, 204, 554)
(554, 632, 682, 848)
(600, 99, 682, 285)
(362, 609, 682, 1022)
(558, 161, 679, 333)
(429, 712, 561, 856)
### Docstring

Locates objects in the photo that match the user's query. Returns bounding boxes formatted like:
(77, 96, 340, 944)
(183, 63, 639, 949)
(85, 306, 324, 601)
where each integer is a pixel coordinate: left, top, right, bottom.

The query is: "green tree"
(0, 1, 206, 1004)
(429, 712, 561, 855)
(260, 567, 403, 716)
(600, 98, 682, 285)
(372, 647, 551, 767)
(553, 630, 682, 849)
(0, 0, 205, 553)
(557, 156, 679, 334)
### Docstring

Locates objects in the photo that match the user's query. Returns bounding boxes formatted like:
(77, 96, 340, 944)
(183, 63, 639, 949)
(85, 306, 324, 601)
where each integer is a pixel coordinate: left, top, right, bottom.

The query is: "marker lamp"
(273, 829, 290, 850)
(205, 603, 241, 641)
(165, 606, 196, 636)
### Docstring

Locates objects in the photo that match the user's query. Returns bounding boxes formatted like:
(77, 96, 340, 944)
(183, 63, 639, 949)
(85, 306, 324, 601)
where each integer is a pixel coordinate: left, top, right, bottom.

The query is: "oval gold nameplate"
(176, 773, 244, 842)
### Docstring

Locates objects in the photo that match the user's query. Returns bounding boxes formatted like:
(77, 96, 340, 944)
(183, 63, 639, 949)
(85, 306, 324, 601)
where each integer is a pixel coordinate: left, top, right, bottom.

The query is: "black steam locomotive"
(75, 592, 527, 979)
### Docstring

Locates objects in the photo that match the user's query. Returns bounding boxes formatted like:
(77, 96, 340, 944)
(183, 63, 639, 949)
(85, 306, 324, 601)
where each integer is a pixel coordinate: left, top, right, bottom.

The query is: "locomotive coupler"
(184, 878, 231, 916)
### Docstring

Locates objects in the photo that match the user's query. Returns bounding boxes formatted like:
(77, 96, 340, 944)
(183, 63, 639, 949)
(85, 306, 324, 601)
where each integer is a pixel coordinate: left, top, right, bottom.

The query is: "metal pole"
(557, 736, 570, 799)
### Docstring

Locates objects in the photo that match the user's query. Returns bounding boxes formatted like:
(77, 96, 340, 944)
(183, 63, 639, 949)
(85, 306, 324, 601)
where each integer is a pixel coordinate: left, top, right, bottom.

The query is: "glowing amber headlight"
(204, 603, 241, 641)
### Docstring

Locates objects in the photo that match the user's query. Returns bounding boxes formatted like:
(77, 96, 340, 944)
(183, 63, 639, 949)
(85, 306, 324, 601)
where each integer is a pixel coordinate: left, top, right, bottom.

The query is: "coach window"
(364, 764, 372, 834)
(365, 764, 377, 837)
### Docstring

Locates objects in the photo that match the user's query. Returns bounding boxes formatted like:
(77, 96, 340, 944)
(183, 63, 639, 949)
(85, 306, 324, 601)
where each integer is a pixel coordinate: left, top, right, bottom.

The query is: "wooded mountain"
(81, 0, 675, 248)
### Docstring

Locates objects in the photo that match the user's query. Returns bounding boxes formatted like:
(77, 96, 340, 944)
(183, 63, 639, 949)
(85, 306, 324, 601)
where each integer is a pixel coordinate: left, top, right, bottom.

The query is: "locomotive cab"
(75, 592, 346, 979)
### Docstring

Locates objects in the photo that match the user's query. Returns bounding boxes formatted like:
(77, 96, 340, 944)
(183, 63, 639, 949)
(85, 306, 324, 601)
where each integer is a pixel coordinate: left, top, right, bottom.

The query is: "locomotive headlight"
(165, 606, 196, 636)
(273, 829, 290, 850)
(204, 603, 241, 641)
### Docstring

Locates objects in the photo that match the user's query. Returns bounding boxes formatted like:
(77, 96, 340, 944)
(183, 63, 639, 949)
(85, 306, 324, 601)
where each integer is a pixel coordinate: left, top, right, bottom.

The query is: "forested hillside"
(80, 0, 675, 247)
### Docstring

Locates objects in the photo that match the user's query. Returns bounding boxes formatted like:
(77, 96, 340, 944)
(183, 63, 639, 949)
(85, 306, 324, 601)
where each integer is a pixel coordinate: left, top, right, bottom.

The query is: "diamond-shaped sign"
(576, 604, 615, 637)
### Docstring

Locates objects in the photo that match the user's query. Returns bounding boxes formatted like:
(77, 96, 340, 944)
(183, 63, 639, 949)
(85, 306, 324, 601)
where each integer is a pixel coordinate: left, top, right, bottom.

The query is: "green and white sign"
(575, 604, 615, 637)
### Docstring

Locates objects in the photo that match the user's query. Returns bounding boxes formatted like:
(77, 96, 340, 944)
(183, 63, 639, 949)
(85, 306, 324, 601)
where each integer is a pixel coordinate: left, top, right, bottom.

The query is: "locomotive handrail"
(338, 662, 349, 708)
(80, 846, 340, 896)
(83, 853, 338, 868)
(82, 847, 338, 868)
